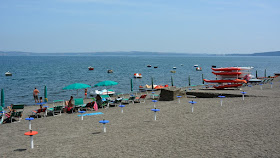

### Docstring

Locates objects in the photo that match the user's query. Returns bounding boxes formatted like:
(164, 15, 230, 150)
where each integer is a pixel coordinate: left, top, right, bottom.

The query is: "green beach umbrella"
(171, 76, 174, 86)
(130, 79, 133, 92)
(93, 80, 118, 87)
(44, 86, 48, 102)
(63, 83, 91, 96)
(63, 83, 91, 90)
(1, 89, 4, 107)
(94, 80, 118, 95)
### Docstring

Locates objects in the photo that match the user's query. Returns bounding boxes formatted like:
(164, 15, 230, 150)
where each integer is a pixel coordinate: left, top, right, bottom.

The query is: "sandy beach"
(1, 78, 280, 157)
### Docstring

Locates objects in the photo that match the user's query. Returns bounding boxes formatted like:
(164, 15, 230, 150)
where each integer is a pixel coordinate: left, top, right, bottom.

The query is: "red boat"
(211, 67, 251, 71)
(212, 72, 242, 75)
(88, 66, 94, 70)
(214, 84, 243, 89)
(203, 79, 247, 83)
(204, 67, 252, 89)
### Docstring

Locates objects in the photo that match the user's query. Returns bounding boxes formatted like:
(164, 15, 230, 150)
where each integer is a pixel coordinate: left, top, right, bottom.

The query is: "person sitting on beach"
(3, 104, 17, 123)
(95, 94, 102, 108)
(64, 96, 74, 113)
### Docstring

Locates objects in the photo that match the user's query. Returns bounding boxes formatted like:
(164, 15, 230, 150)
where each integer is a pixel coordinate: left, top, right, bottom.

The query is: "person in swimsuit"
(33, 88, 40, 103)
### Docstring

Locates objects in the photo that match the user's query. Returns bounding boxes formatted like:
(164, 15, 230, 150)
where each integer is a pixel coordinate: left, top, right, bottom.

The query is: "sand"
(0, 78, 280, 157)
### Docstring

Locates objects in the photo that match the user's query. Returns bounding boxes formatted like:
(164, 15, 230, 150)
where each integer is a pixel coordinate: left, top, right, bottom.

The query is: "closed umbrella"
(44, 86, 48, 102)
(151, 77, 154, 90)
(131, 79, 133, 92)
(1, 89, 4, 107)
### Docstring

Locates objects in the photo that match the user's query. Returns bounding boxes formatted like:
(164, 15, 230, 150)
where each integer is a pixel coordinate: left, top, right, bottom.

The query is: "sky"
(0, 0, 279, 54)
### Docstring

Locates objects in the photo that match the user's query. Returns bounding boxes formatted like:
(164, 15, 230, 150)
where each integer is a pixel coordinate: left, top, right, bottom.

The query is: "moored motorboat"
(147, 65, 152, 67)
(154, 66, 158, 68)
(5, 71, 12, 76)
(196, 67, 202, 71)
(88, 66, 94, 70)
(173, 67, 177, 69)
(194, 65, 198, 67)
(134, 73, 142, 78)
(170, 70, 176, 73)
(107, 69, 113, 73)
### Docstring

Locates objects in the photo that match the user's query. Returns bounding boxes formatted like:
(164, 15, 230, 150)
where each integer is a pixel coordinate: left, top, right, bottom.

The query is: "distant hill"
(0, 51, 280, 56)
(227, 51, 280, 56)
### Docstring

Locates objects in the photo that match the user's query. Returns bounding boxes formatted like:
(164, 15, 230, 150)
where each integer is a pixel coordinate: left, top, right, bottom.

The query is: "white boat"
(5, 71, 12, 76)
(95, 89, 115, 95)
(196, 67, 202, 71)
(173, 67, 177, 69)
(194, 65, 198, 67)
(134, 73, 142, 78)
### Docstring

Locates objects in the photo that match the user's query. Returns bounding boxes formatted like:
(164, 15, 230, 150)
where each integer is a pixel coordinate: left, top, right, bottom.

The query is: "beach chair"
(150, 93, 159, 100)
(74, 98, 86, 111)
(122, 96, 136, 104)
(11, 104, 24, 122)
(47, 100, 64, 116)
(134, 94, 147, 103)
(100, 95, 111, 100)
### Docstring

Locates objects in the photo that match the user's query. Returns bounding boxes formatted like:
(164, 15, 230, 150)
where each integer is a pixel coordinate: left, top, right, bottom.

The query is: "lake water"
(0, 55, 279, 106)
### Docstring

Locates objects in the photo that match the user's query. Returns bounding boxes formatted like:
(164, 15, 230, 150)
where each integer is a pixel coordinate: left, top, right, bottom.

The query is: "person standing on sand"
(33, 88, 40, 103)
(85, 88, 88, 98)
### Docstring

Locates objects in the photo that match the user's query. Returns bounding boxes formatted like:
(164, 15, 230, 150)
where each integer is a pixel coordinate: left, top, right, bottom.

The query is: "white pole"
(260, 85, 262, 90)
(242, 94, 245, 100)
(220, 99, 223, 106)
(103, 124, 106, 133)
(154, 112, 157, 120)
(30, 136, 34, 149)
(29, 121, 31, 130)
(81, 115, 83, 120)
(178, 98, 180, 103)
(192, 104, 194, 113)
(153, 102, 156, 108)
(121, 107, 123, 113)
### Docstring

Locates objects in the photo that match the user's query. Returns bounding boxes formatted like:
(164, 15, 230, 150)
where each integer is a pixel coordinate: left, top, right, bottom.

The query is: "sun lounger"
(122, 96, 136, 104)
(74, 98, 86, 111)
(47, 100, 64, 116)
(11, 104, 24, 122)
(134, 94, 147, 103)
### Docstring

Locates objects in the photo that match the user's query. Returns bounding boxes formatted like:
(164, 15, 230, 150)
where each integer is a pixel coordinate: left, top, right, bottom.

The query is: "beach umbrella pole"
(192, 104, 194, 113)
(103, 124, 106, 133)
(154, 111, 157, 120)
(220, 99, 223, 106)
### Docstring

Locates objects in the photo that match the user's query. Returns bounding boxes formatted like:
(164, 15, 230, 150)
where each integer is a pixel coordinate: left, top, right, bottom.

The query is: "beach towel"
(94, 101, 98, 111)
(77, 112, 103, 117)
